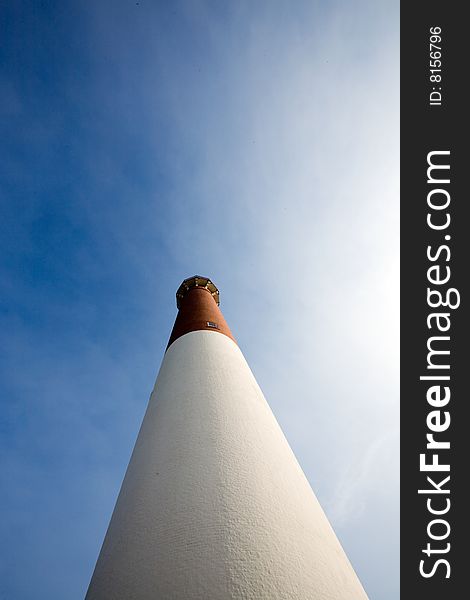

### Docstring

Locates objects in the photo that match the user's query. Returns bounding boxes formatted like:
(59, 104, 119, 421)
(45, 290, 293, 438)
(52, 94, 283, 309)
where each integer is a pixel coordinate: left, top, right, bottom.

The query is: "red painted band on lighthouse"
(167, 277, 236, 349)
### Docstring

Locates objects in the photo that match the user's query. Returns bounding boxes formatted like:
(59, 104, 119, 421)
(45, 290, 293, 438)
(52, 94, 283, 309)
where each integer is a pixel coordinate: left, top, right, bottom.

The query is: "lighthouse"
(86, 276, 368, 599)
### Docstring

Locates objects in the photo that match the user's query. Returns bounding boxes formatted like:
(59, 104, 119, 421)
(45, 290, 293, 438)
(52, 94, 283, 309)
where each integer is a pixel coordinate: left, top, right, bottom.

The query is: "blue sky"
(1, 1, 399, 598)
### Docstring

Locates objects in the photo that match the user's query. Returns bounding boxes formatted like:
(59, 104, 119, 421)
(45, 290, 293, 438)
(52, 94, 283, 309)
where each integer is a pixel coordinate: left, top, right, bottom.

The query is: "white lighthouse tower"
(86, 276, 368, 599)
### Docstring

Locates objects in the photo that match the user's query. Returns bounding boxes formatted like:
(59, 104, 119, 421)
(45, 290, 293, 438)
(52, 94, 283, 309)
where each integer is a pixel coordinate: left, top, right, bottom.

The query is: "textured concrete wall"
(86, 331, 368, 599)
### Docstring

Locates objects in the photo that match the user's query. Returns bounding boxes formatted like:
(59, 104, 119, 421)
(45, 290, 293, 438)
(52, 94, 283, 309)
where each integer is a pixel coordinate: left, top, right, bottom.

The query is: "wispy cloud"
(328, 428, 400, 525)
